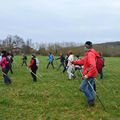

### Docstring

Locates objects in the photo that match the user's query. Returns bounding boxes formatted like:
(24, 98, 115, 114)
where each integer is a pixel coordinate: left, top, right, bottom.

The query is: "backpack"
(0, 56, 2, 62)
(96, 56, 104, 73)
(35, 58, 40, 66)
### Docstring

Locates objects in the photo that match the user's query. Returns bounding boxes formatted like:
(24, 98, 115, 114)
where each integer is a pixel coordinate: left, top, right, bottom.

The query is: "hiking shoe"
(88, 100, 95, 107)
(33, 79, 37, 82)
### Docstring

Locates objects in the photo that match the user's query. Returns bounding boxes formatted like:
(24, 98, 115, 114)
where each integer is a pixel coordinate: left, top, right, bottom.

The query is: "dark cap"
(85, 41, 92, 46)
(2, 50, 7, 55)
(85, 41, 93, 49)
(32, 53, 36, 57)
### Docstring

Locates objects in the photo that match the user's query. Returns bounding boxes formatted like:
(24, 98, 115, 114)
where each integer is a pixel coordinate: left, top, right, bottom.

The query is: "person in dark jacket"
(63, 53, 69, 73)
(29, 54, 38, 82)
(6, 52, 13, 74)
(56, 53, 66, 71)
(21, 54, 27, 66)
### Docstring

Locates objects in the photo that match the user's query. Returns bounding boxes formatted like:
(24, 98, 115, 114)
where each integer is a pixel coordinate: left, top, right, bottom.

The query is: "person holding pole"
(28, 54, 38, 82)
(6, 52, 13, 74)
(56, 53, 65, 71)
(0, 50, 11, 85)
(72, 41, 100, 106)
(63, 53, 69, 73)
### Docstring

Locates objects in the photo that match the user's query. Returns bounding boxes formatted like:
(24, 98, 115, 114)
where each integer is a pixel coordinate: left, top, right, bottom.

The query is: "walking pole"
(79, 70, 106, 111)
(37, 72, 43, 78)
(88, 81, 106, 111)
(26, 67, 41, 80)
(2, 71, 12, 84)
(2, 71, 10, 78)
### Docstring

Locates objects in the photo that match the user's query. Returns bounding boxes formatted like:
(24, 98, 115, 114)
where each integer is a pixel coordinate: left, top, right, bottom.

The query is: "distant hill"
(56, 41, 120, 57)
(94, 41, 120, 56)
(38, 41, 120, 57)
(96, 41, 120, 46)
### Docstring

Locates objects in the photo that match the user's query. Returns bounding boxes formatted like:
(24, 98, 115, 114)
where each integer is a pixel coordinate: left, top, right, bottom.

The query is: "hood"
(88, 48, 100, 57)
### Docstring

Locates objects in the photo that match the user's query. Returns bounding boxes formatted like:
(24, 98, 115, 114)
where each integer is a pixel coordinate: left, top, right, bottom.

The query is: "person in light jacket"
(67, 51, 75, 80)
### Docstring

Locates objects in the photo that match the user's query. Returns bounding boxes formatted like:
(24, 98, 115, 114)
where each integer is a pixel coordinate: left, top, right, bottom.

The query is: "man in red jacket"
(72, 41, 99, 106)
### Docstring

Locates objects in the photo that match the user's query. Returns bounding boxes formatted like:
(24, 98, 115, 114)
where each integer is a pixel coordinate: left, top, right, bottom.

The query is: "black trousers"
(99, 70, 104, 79)
(31, 67, 38, 81)
(9, 66, 13, 74)
(57, 62, 66, 71)
(6, 65, 13, 74)
(22, 61, 27, 66)
(46, 61, 54, 69)
(3, 69, 11, 84)
(63, 66, 67, 73)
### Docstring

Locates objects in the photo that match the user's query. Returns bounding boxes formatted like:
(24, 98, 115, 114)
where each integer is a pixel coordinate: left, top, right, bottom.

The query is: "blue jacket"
(49, 54, 54, 62)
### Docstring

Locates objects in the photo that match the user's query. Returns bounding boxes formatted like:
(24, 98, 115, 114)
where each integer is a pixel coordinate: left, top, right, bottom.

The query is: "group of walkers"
(45, 41, 105, 106)
(0, 50, 13, 84)
(0, 41, 105, 107)
(0, 51, 40, 84)
(21, 53, 39, 82)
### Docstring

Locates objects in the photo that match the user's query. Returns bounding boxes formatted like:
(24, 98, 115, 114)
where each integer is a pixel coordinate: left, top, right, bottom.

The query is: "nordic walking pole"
(0, 68, 10, 78)
(79, 70, 106, 112)
(2, 72, 7, 76)
(26, 67, 41, 80)
(2, 72, 11, 78)
(37, 72, 43, 78)
(2, 71, 12, 83)
(87, 81, 106, 111)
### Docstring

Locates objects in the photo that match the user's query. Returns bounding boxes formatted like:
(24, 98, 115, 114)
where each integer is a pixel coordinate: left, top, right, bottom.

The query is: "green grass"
(0, 56, 120, 120)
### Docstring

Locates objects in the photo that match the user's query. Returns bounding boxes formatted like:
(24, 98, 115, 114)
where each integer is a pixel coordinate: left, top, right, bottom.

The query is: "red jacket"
(72, 48, 99, 78)
(0, 57, 9, 70)
(29, 59, 35, 68)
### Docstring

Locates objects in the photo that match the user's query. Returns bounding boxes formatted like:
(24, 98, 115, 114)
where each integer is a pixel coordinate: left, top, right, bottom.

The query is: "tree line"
(0, 35, 120, 56)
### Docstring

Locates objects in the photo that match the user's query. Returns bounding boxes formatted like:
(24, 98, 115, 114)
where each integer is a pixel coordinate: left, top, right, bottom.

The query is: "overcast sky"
(0, 0, 120, 44)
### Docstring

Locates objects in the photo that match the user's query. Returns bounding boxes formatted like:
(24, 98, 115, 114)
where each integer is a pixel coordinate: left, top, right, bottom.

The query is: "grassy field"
(0, 56, 120, 120)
